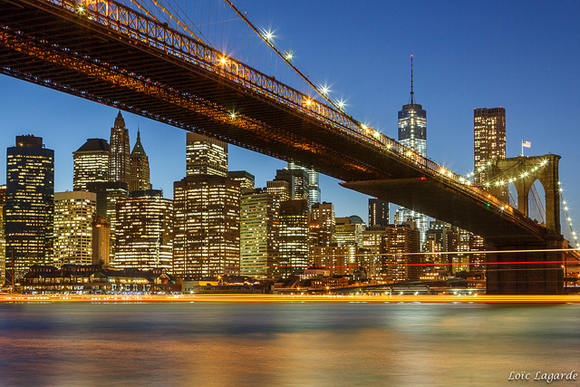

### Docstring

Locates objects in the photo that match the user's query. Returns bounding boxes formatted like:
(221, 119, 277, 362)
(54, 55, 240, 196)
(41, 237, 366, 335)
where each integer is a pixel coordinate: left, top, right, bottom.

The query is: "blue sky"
(1, 0, 579, 240)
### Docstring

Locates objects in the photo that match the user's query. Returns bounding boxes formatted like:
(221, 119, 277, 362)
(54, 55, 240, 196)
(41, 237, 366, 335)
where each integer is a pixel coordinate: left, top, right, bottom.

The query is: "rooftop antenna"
(410, 55, 414, 105)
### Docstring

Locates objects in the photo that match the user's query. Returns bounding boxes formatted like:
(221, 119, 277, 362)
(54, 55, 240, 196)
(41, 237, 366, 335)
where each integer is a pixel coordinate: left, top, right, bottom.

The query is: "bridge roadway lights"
(485, 236, 565, 295)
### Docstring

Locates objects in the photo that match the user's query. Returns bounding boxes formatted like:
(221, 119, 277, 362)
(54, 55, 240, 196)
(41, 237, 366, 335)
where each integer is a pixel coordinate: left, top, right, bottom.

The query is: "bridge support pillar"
(486, 237, 565, 294)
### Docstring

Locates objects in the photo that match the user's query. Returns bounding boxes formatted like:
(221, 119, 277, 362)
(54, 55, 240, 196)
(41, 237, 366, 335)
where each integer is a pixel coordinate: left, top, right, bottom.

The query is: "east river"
(1, 299, 579, 386)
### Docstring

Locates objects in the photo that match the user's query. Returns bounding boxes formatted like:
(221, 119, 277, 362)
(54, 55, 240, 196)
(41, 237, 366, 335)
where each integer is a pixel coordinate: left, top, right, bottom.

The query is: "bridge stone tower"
(485, 154, 564, 294)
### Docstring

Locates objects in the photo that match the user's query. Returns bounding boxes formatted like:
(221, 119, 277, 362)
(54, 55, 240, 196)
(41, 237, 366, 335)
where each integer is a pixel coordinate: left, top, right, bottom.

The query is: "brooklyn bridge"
(0, 0, 574, 293)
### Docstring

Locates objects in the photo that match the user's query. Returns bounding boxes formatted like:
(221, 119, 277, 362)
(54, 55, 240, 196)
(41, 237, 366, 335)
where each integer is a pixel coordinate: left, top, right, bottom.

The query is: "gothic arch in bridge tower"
(485, 154, 561, 237)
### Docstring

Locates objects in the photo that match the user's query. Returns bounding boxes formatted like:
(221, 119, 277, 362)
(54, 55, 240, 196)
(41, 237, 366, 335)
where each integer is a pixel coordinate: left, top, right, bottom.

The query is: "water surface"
(1, 302, 578, 386)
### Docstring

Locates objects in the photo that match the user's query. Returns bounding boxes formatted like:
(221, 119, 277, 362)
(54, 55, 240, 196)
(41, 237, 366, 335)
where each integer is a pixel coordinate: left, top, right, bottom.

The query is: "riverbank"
(1, 293, 579, 304)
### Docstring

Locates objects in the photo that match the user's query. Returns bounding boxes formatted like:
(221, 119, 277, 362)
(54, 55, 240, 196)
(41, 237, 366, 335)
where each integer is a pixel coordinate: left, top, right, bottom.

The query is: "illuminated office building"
(382, 222, 420, 282)
(288, 161, 320, 206)
(109, 111, 130, 186)
(335, 216, 365, 247)
(369, 198, 389, 227)
(278, 200, 309, 278)
(186, 132, 228, 177)
(397, 56, 428, 246)
(0, 185, 5, 285)
(73, 138, 109, 191)
(266, 180, 291, 203)
(114, 190, 173, 271)
(86, 181, 129, 262)
(173, 175, 240, 279)
(129, 130, 152, 192)
(53, 191, 96, 267)
(240, 189, 279, 279)
(474, 107, 506, 184)
(309, 202, 335, 248)
(5, 135, 54, 280)
(228, 171, 255, 193)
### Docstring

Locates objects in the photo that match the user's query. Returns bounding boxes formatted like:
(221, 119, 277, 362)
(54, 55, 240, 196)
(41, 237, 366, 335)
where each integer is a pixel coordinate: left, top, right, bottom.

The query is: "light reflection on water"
(0, 303, 579, 386)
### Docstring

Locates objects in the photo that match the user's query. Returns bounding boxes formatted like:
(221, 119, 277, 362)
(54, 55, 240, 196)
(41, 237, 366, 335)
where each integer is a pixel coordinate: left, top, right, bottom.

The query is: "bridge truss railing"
(36, 0, 540, 234)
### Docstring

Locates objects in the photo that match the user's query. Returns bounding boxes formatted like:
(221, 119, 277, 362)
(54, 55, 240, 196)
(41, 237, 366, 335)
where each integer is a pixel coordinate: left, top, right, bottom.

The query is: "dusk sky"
(1, 0, 579, 241)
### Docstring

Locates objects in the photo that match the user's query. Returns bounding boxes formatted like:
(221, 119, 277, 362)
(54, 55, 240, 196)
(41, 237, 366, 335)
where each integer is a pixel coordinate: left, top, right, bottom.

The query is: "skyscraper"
(309, 202, 335, 248)
(114, 190, 173, 271)
(0, 185, 6, 285)
(368, 198, 389, 227)
(173, 175, 240, 279)
(474, 107, 506, 184)
(6, 135, 54, 280)
(382, 222, 420, 282)
(278, 200, 309, 278)
(288, 161, 321, 206)
(240, 189, 279, 279)
(397, 56, 428, 246)
(73, 138, 109, 191)
(129, 129, 152, 192)
(53, 191, 96, 267)
(109, 111, 130, 186)
(186, 132, 228, 177)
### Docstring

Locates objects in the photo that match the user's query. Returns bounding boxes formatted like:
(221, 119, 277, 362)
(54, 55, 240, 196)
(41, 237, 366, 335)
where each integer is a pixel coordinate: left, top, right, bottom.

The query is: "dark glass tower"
(368, 198, 389, 227)
(6, 135, 54, 281)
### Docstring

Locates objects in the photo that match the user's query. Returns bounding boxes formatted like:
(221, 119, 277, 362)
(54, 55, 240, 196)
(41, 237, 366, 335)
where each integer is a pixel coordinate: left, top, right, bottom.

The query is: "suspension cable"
(222, 0, 347, 114)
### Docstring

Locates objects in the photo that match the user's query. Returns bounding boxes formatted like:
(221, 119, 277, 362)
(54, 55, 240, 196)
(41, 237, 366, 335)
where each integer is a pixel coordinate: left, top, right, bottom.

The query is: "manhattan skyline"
(0, 0, 579, 244)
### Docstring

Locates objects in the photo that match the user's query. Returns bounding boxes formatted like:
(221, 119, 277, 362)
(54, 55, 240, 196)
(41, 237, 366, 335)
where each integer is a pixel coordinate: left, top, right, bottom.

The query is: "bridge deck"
(0, 0, 547, 242)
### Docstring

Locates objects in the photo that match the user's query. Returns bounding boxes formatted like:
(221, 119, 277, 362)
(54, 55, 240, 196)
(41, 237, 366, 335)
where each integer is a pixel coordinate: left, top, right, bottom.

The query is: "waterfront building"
(266, 180, 291, 203)
(274, 168, 309, 203)
(5, 135, 54, 281)
(335, 216, 366, 247)
(309, 202, 335, 249)
(114, 190, 173, 271)
(186, 132, 228, 177)
(86, 181, 129, 262)
(369, 198, 389, 227)
(22, 264, 178, 294)
(72, 138, 109, 191)
(109, 111, 130, 186)
(381, 222, 420, 282)
(474, 107, 506, 185)
(173, 175, 240, 279)
(92, 215, 110, 266)
(53, 191, 96, 267)
(288, 161, 321, 206)
(278, 200, 309, 278)
(228, 171, 255, 193)
(240, 189, 279, 279)
(129, 130, 152, 192)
